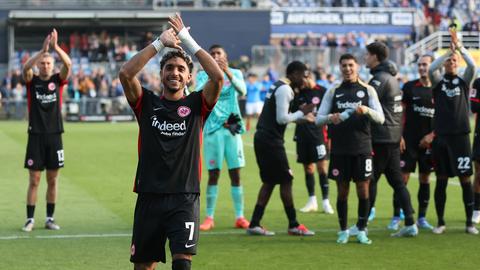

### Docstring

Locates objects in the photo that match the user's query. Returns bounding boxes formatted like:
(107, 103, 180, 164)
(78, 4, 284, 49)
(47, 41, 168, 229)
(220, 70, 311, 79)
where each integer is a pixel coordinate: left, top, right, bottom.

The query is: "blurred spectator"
(77, 70, 96, 98)
(245, 73, 263, 131)
(260, 73, 273, 101)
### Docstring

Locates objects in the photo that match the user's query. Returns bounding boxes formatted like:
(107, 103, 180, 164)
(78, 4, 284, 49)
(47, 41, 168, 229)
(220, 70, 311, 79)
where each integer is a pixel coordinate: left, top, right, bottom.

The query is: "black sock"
(396, 186, 415, 226)
(319, 173, 329, 199)
(337, 199, 348, 231)
(27, 205, 35, 219)
(474, 192, 480, 211)
(284, 206, 299, 228)
(305, 173, 315, 197)
(461, 182, 474, 227)
(357, 198, 369, 231)
(434, 179, 448, 226)
(46, 203, 55, 219)
(369, 180, 377, 209)
(249, 204, 265, 228)
(172, 259, 191, 270)
(393, 192, 401, 217)
(418, 183, 430, 218)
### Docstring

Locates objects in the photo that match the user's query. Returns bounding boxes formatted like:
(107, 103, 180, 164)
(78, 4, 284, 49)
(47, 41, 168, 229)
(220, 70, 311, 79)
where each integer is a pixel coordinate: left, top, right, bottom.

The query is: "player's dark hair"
(209, 44, 224, 52)
(160, 50, 194, 73)
(286, 61, 307, 76)
(339, 53, 358, 64)
(366, 42, 389, 62)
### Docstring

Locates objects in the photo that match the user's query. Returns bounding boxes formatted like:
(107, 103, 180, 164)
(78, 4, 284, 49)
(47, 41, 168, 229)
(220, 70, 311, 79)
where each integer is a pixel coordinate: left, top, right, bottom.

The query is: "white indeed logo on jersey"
(413, 104, 434, 118)
(441, 84, 461, 97)
(336, 100, 362, 109)
(36, 92, 57, 104)
(151, 116, 187, 137)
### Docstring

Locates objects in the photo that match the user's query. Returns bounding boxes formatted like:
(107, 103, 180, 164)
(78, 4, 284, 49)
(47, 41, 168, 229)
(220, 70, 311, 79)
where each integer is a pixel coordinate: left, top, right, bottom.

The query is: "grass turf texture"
(1, 121, 479, 269)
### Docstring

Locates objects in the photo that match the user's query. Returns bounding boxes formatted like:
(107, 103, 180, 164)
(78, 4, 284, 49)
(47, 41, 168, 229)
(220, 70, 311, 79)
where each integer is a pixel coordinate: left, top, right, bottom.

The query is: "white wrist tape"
(177, 28, 201, 54)
(151, 39, 164, 53)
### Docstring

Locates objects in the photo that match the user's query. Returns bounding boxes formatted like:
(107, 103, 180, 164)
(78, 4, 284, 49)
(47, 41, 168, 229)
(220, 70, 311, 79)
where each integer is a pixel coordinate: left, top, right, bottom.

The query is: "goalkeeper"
(195, 44, 250, 231)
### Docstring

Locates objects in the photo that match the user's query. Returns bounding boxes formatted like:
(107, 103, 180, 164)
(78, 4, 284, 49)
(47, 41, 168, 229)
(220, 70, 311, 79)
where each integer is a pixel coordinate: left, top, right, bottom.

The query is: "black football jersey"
(402, 79, 434, 142)
(470, 78, 480, 134)
(432, 74, 470, 135)
(26, 74, 67, 134)
(329, 81, 372, 155)
(130, 88, 212, 194)
(292, 85, 326, 144)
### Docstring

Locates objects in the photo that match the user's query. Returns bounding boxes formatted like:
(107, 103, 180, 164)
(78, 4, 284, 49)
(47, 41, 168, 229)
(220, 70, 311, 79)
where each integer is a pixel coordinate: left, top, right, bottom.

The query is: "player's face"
(340, 59, 358, 82)
(364, 51, 376, 69)
(161, 57, 192, 93)
(444, 53, 459, 75)
(37, 56, 54, 77)
(290, 70, 309, 89)
(417, 56, 431, 78)
(209, 47, 227, 62)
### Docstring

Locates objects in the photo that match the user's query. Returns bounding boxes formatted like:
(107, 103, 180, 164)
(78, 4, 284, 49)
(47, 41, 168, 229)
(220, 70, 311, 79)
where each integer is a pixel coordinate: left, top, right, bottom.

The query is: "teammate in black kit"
(316, 54, 384, 244)
(428, 29, 478, 235)
(389, 55, 436, 231)
(247, 61, 316, 236)
(470, 77, 480, 224)
(22, 29, 71, 232)
(119, 14, 224, 270)
(292, 75, 334, 214)
(353, 41, 418, 237)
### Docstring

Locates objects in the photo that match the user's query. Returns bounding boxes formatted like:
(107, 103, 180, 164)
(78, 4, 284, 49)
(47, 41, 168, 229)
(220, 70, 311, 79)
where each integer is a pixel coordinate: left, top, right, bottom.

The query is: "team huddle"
(20, 14, 480, 270)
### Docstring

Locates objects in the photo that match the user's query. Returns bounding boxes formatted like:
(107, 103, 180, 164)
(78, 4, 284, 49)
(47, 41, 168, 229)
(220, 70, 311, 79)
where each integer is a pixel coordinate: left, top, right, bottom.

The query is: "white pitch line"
(0, 226, 473, 241)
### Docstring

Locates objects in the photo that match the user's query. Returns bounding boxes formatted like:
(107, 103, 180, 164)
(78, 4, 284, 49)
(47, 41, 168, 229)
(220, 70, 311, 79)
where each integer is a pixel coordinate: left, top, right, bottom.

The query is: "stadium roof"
(9, 10, 174, 19)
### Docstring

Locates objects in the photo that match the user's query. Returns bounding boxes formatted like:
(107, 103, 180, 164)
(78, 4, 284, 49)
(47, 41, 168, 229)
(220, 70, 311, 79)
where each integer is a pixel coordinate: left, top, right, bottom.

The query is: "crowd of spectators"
(276, 32, 371, 49)
(272, 0, 425, 8)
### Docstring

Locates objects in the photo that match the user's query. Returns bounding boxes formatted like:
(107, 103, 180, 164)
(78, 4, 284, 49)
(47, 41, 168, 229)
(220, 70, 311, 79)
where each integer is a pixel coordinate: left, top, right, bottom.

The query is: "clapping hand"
(159, 28, 182, 51)
(42, 33, 51, 53)
(50, 28, 58, 49)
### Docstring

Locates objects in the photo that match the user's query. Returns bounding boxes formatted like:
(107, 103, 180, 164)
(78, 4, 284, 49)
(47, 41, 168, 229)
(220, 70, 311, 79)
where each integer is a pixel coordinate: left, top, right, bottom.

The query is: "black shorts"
(472, 132, 480, 161)
(372, 143, 402, 181)
(328, 154, 373, 182)
(432, 134, 472, 177)
(400, 141, 433, 174)
(254, 135, 293, 184)
(296, 139, 328, 163)
(130, 193, 200, 264)
(24, 133, 64, 171)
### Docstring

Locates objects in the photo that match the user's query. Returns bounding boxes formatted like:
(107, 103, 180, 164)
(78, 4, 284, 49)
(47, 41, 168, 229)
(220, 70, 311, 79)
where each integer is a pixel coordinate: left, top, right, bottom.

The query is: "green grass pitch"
(0, 121, 479, 269)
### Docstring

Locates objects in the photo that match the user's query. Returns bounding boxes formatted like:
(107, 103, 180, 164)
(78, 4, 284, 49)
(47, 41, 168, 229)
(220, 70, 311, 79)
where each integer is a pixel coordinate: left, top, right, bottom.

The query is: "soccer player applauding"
(119, 14, 224, 270)
(428, 28, 478, 235)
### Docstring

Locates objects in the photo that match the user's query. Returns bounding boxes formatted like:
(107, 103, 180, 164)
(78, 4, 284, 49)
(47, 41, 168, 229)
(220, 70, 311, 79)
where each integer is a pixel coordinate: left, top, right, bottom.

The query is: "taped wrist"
(177, 28, 201, 54)
(151, 38, 164, 53)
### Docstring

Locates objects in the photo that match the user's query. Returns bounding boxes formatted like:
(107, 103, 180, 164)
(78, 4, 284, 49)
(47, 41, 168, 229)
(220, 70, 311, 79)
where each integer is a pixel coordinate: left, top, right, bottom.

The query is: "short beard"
(163, 86, 183, 94)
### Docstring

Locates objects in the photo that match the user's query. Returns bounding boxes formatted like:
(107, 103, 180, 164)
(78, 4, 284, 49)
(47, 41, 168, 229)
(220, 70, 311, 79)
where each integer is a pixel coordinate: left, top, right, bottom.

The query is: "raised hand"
(216, 57, 229, 72)
(168, 13, 186, 34)
(50, 28, 58, 49)
(159, 28, 182, 51)
(449, 26, 460, 50)
(42, 34, 51, 53)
